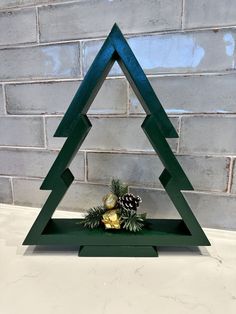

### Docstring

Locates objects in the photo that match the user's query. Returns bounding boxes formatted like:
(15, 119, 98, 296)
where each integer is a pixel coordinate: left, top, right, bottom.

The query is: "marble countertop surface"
(0, 203, 235, 314)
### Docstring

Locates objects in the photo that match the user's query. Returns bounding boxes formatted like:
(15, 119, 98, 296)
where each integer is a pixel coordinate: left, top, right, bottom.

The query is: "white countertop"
(0, 203, 235, 314)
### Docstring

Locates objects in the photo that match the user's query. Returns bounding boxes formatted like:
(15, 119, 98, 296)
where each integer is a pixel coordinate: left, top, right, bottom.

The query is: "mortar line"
(128, 184, 236, 196)
(227, 158, 234, 193)
(84, 151, 88, 182)
(168, 113, 236, 117)
(0, 5, 38, 12)
(79, 149, 236, 158)
(0, 0, 88, 11)
(9, 177, 15, 205)
(82, 180, 235, 197)
(2, 112, 236, 118)
(176, 116, 182, 153)
(2, 112, 236, 119)
(1, 84, 7, 115)
(35, 6, 40, 44)
(0, 145, 48, 150)
(4, 175, 109, 188)
(2, 175, 44, 181)
(0, 175, 15, 179)
(87, 71, 236, 79)
(42, 116, 47, 148)
(0, 114, 62, 118)
(73, 180, 109, 187)
(181, 0, 186, 30)
(0, 145, 234, 158)
(126, 80, 130, 116)
(76, 25, 236, 41)
(104, 25, 236, 39)
(0, 76, 126, 85)
(1, 174, 85, 183)
(145, 71, 236, 78)
(68, 113, 236, 118)
(79, 41, 84, 78)
(1, 70, 236, 85)
(37, 0, 83, 9)
(130, 111, 236, 116)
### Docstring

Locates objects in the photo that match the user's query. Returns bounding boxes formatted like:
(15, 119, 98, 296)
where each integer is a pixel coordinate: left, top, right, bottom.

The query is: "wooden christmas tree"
(23, 24, 210, 257)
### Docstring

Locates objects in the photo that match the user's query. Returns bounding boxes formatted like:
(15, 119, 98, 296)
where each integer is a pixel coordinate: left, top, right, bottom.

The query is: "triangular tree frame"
(23, 24, 210, 257)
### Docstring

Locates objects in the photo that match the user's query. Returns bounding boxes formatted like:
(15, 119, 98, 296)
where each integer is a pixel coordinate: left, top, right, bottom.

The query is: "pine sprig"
(81, 206, 106, 229)
(119, 208, 145, 232)
(110, 178, 128, 198)
(81, 179, 146, 232)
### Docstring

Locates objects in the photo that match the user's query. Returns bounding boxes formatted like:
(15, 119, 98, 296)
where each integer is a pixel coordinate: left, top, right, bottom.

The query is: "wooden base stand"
(79, 245, 158, 257)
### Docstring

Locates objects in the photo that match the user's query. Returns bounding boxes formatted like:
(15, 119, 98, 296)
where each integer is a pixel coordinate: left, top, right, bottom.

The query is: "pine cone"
(118, 193, 142, 211)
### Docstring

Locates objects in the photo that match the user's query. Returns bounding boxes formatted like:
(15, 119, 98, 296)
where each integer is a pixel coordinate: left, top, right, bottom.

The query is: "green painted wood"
(23, 169, 74, 245)
(23, 23, 210, 256)
(79, 245, 158, 257)
(41, 115, 91, 189)
(142, 115, 193, 190)
(109, 25, 178, 138)
(55, 37, 116, 138)
(24, 218, 209, 247)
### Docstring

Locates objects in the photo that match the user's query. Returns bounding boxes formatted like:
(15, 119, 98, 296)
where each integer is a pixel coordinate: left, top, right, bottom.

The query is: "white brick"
(87, 153, 229, 192)
(0, 148, 84, 180)
(178, 155, 229, 192)
(83, 30, 236, 75)
(46, 116, 179, 152)
(0, 116, 44, 147)
(39, 0, 182, 42)
(6, 79, 127, 115)
(0, 8, 36, 46)
(130, 74, 236, 114)
(179, 116, 236, 155)
(87, 152, 164, 188)
(13, 178, 107, 211)
(0, 44, 80, 80)
(130, 187, 236, 230)
(0, 177, 12, 204)
(184, 0, 236, 29)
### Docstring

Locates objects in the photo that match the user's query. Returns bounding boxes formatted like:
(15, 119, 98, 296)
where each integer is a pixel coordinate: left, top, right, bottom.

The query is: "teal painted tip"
(109, 23, 122, 35)
(111, 23, 120, 30)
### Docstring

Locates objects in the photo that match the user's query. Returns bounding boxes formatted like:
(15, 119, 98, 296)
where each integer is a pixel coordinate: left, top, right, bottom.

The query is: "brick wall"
(0, 0, 236, 230)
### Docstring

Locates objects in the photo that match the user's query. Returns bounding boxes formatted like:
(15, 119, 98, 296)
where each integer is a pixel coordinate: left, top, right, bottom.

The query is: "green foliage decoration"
(82, 179, 147, 232)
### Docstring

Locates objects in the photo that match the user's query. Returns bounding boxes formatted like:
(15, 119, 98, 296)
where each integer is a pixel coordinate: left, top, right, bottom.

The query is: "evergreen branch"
(110, 178, 128, 198)
(120, 208, 145, 232)
(81, 206, 106, 229)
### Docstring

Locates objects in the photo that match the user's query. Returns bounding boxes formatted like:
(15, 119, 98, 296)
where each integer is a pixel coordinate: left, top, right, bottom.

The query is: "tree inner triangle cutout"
(23, 24, 210, 257)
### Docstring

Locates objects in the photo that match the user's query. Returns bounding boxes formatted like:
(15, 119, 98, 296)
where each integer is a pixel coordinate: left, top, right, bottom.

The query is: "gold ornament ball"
(102, 209, 121, 229)
(103, 193, 118, 210)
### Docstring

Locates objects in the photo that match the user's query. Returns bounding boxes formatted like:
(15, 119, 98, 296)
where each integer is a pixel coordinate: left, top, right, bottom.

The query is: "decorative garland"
(82, 179, 147, 232)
